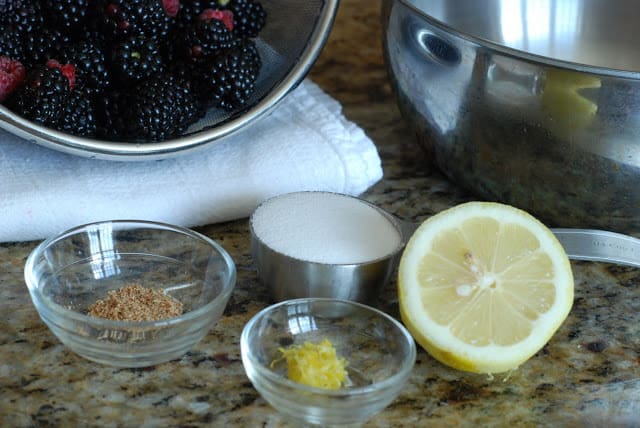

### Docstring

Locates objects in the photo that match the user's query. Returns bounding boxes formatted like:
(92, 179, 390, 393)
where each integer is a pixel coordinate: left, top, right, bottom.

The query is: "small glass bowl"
(240, 298, 416, 426)
(24, 220, 236, 368)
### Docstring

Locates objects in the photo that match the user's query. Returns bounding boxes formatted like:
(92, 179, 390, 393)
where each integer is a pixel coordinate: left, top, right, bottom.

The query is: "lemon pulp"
(398, 202, 574, 374)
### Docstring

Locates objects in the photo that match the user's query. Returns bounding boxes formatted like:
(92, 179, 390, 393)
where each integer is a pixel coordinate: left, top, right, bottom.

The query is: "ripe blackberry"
(1, 1, 45, 36)
(181, 15, 238, 63)
(42, 0, 92, 34)
(22, 28, 71, 67)
(74, 25, 111, 49)
(0, 30, 25, 63)
(95, 90, 130, 139)
(7, 65, 71, 126)
(166, 59, 197, 86)
(56, 90, 97, 137)
(220, 0, 265, 38)
(197, 38, 261, 111)
(176, 0, 217, 29)
(45, 59, 78, 91)
(0, 2, 44, 64)
(61, 40, 110, 94)
(98, 0, 174, 42)
(111, 36, 164, 85)
(0, 0, 27, 13)
(124, 74, 200, 141)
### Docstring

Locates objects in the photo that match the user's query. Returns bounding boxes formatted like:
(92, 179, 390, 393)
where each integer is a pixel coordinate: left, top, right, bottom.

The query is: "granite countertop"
(1, 1, 639, 426)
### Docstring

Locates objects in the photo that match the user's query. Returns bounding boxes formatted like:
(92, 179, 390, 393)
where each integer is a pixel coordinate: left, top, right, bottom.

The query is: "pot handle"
(412, 30, 461, 67)
(552, 228, 640, 268)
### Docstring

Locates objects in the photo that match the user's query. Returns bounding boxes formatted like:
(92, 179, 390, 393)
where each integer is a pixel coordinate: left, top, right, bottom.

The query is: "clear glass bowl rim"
(240, 297, 417, 397)
(24, 219, 237, 329)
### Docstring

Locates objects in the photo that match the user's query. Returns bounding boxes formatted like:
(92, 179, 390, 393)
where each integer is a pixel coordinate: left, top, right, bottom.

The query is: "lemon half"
(398, 202, 574, 374)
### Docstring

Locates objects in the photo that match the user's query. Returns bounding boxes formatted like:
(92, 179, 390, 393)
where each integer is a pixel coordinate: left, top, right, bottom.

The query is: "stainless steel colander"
(0, 0, 339, 160)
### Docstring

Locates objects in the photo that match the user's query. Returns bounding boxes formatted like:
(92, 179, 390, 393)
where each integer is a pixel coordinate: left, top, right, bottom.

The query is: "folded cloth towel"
(0, 80, 382, 243)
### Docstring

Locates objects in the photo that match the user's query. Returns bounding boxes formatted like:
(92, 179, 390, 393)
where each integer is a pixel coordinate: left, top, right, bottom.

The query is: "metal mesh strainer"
(0, 0, 339, 161)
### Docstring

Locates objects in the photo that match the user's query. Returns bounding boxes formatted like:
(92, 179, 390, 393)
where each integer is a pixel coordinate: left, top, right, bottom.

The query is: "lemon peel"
(273, 338, 348, 389)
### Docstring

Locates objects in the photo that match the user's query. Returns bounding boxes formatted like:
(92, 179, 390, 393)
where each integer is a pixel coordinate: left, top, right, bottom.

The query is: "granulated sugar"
(251, 192, 402, 264)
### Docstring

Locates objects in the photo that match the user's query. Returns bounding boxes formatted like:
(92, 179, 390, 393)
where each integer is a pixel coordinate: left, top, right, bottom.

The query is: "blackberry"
(123, 74, 200, 141)
(0, 29, 25, 63)
(220, 0, 265, 38)
(180, 16, 238, 63)
(61, 40, 110, 94)
(175, 1, 217, 28)
(98, 0, 173, 42)
(0, 0, 28, 14)
(22, 28, 71, 67)
(197, 39, 261, 111)
(1, 1, 48, 65)
(42, 0, 92, 34)
(73, 25, 111, 49)
(181, 0, 218, 14)
(95, 90, 130, 139)
(7, 66, 71, 126)
(166, 59, 198, 86)
(110, 36, 164, 85)
(1, 1, 45, 36)
(56, 90, 97, 136)
(175, 1, 234, 30)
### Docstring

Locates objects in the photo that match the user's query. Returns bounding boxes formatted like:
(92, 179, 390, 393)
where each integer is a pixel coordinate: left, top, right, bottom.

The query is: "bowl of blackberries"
(0, 0, 338, 159)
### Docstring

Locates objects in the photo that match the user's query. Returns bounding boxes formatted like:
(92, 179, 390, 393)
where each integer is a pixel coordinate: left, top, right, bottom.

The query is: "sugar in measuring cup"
(250, 191, 406, 304)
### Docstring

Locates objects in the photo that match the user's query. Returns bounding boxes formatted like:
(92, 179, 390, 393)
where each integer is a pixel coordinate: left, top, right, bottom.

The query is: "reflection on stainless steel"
(382, 0, 640, 233)
(408, 0, 639, 71)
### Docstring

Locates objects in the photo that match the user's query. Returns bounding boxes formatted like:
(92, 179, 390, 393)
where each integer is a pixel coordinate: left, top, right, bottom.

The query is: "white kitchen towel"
(0, 80, 382, 243)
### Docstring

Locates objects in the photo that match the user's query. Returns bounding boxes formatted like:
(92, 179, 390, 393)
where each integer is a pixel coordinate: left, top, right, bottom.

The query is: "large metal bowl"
(383, 0, 640, 234)
(0, 0, 338, 161)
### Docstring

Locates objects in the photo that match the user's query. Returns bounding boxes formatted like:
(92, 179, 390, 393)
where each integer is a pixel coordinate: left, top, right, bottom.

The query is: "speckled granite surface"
(1, 1, 639, 426)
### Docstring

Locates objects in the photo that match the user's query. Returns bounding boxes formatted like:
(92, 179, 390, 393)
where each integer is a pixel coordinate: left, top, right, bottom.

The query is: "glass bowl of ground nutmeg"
(240, 298, 417, 426)
(24, 220, 236, 368)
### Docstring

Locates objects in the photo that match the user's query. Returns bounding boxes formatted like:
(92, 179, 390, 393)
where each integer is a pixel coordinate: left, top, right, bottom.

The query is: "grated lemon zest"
(273, 338, 348, 390)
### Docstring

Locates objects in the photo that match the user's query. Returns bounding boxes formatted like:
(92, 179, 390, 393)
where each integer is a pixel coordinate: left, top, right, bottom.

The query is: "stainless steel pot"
(382, 0, 640, 234)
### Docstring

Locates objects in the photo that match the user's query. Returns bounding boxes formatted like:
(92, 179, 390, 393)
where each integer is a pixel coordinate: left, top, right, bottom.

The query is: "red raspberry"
(162, 0, 180, 17)
(0, 56, 26, 102)
(199, 8, 234, 31)
(46, 59, 77, 91)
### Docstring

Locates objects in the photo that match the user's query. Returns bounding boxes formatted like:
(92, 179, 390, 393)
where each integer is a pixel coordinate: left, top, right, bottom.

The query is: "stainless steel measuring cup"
(249, 192, 410, 304)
